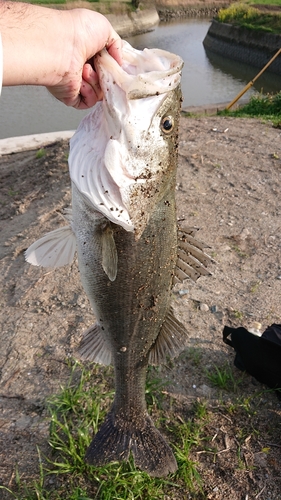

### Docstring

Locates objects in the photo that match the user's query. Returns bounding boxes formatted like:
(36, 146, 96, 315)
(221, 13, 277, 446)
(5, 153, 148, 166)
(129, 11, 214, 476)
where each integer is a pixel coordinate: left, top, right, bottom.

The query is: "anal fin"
(148, 307, 188, 365)
(78, 323, 112, 365)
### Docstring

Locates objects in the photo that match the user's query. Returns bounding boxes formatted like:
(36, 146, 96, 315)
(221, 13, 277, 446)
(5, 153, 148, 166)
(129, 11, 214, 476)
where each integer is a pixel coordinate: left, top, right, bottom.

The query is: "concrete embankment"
(105, 2, 231, 33)
(155, 1, 229, 21)
(107, 6, 160, 36)
(203, 19, 281, 75)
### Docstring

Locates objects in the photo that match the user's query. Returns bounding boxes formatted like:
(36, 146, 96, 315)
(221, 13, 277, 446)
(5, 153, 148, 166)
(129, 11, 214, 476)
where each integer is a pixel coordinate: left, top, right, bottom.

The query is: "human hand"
(0, 3, 122, 109)
(47, 9, 123, 109)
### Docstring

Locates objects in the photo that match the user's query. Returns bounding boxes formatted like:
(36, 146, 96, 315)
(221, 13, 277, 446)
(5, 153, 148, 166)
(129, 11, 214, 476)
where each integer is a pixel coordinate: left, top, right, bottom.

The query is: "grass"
(217, 3, 281, 34)
(26, 0, 66, 3)
(0, 362, 208, 500)
(19, 0, 137, 17)
(2, 360, 280, 499)
(219, 91, 281, 128)
(36, 148, 46, 159)
(206, 363, 244, 392)
(246, 0, 281, 5)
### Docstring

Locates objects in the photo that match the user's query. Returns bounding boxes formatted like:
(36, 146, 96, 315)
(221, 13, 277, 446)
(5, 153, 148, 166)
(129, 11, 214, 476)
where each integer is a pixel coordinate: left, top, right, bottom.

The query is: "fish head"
(69, 41, 183, 238)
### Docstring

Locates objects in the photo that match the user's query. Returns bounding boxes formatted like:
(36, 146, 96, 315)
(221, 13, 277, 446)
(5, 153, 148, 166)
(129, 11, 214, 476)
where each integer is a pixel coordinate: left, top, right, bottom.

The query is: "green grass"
(219, 91, 281, 127)
(206, 364, 244, 392)
(36, 148, 46, 159)
(246, 0, 281, 5)
(26, 0, 66, 4)
(217, 3, 281, 34)
(0, 362, 207, 500)
(2, 360, 280, 499)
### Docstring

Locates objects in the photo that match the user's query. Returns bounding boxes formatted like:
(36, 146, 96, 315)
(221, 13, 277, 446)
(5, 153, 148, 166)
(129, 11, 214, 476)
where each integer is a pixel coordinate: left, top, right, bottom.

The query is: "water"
(126, 19, 281, 107)
(0, 18, 280, 139)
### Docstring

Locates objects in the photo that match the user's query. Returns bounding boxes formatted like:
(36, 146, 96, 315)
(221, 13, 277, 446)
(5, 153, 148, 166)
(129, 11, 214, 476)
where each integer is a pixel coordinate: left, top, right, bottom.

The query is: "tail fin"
(85, 409, 177, 477)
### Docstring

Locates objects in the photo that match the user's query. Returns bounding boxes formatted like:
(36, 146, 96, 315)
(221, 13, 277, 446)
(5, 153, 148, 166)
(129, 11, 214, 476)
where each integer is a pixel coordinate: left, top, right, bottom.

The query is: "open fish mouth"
(69, 41, 183, 237)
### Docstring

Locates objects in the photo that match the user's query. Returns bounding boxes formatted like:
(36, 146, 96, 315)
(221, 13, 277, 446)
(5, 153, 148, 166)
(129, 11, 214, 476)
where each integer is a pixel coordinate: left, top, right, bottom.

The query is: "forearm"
(0, 1, 73, 87)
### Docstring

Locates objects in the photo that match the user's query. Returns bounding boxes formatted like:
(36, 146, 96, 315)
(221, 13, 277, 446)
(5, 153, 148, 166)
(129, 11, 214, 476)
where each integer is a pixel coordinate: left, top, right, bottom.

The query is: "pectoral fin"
(101, 226, 118, 281)
(174, 227, 213, 284)
(148, 307, 188, 365)
(25, 225, 76, 268)
(78, 323, 112, 365)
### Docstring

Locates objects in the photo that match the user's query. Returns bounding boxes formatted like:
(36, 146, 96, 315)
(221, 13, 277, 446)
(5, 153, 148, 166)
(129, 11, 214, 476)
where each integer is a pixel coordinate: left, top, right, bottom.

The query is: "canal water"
(0, 18, 280, 139)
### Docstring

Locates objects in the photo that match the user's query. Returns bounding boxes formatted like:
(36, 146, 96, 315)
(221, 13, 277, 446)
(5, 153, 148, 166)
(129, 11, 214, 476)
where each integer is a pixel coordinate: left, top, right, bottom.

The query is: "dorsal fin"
(25, 225, 76, 268)
(174, 227, 213, 284)
(148, 307, 188, 365)
(78, 323, 112, 366)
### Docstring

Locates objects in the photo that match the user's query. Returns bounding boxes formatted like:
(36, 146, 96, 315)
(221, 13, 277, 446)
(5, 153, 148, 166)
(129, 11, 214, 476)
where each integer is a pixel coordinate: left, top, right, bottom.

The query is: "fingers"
(107, 35, 123, 66)
(82, 62, 103, 98)
(75, 66, 103, 109)
(54, 12, 123, 109)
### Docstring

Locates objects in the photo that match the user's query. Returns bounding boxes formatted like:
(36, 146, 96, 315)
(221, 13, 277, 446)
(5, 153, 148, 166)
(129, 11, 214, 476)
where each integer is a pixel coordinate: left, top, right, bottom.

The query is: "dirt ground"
(1, 115, 281, 499)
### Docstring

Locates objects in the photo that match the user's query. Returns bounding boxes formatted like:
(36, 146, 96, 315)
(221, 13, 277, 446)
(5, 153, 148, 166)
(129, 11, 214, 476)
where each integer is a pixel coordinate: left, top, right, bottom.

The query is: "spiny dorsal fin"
(78, 323, 112, 365)
(178, 226, 208, 251)
(25, 225, 76, 268)
(174, 226, 213, 283)
(148, 307, 188, 365)
(101, 226, 118, 282)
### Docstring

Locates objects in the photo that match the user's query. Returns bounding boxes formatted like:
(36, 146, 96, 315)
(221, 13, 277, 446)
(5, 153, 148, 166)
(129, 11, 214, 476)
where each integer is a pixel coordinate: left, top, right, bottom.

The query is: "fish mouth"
(95, 40, 183, 101)
(69, 42, 183, 237)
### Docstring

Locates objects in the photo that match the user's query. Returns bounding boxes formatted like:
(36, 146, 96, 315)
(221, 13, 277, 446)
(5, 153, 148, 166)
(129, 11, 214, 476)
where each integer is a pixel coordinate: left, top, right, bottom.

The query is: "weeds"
(36, 148, 46, 159)
(145, 367, 168, 409)
(3, 360, 279, 499)
(4, 362, 207, 499)
(246, 0, 281, 5)
(206, 364, 243, 392)
(7, 188, 19, 197)
(172, 401, 207, 492)
(250, 281, 261, 293)
(233, 310, 244, 320)
(185, 347, 203, 367)
(217, 3, 281, 34)
(219, 91, 281, 128)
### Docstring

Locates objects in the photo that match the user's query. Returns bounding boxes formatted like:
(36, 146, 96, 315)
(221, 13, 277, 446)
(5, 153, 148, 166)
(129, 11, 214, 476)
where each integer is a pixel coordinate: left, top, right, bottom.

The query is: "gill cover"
(69, 41, 183, 238)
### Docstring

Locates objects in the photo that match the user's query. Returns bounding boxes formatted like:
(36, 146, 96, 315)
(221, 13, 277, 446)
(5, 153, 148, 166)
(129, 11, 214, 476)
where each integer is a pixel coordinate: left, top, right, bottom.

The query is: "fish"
(25, 40, 212, 477)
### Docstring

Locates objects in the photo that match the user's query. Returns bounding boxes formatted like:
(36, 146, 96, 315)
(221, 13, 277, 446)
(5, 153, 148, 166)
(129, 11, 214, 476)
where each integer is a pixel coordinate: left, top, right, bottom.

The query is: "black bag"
(223, 324, 281, 399)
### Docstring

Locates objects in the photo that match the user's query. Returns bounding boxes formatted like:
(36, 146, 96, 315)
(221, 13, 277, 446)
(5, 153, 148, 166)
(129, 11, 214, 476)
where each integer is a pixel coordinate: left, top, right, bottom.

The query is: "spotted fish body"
(26, 41, 211, 476)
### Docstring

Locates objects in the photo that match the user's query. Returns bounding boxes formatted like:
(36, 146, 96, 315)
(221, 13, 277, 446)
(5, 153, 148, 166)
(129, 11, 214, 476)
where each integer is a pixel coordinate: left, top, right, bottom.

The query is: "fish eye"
(161, 115, 174, 134)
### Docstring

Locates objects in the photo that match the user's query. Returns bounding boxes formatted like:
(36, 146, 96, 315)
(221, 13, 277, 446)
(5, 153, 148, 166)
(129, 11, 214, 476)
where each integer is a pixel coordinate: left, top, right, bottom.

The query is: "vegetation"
(36, 148, 46, 159)
(219, 91, 281, 128)
(217, 3, 281, 34)
(1, 359, 280, 499)
(24, 0, 135, 15)
(246, 0, 281, 5)
(0, 363, 207, 499)
(20, 0, 130, 5)
(206, 364, 243, 392)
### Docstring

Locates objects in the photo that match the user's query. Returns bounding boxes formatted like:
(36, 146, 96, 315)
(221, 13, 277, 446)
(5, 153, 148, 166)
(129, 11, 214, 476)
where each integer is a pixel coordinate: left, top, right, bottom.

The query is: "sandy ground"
(1, 115, 281, 499)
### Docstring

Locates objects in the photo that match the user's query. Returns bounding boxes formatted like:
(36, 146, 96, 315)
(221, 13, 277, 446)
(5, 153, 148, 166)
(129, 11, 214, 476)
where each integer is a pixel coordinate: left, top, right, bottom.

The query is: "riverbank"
(105, 6, 160, 37)
(96, 1, 233, 36)
(155, 1, 230, 22)
(203, 18, 281, 75)
(40, 0, 233, 37)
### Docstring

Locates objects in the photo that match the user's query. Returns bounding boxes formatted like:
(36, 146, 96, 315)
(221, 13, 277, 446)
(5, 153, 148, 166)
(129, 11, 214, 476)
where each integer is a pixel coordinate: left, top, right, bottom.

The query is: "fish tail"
(85, 408, 177, 477)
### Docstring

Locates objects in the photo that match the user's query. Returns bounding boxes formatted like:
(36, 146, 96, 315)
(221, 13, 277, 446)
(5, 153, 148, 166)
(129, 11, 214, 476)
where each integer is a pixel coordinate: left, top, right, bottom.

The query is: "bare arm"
(0, 1, 122, 108)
